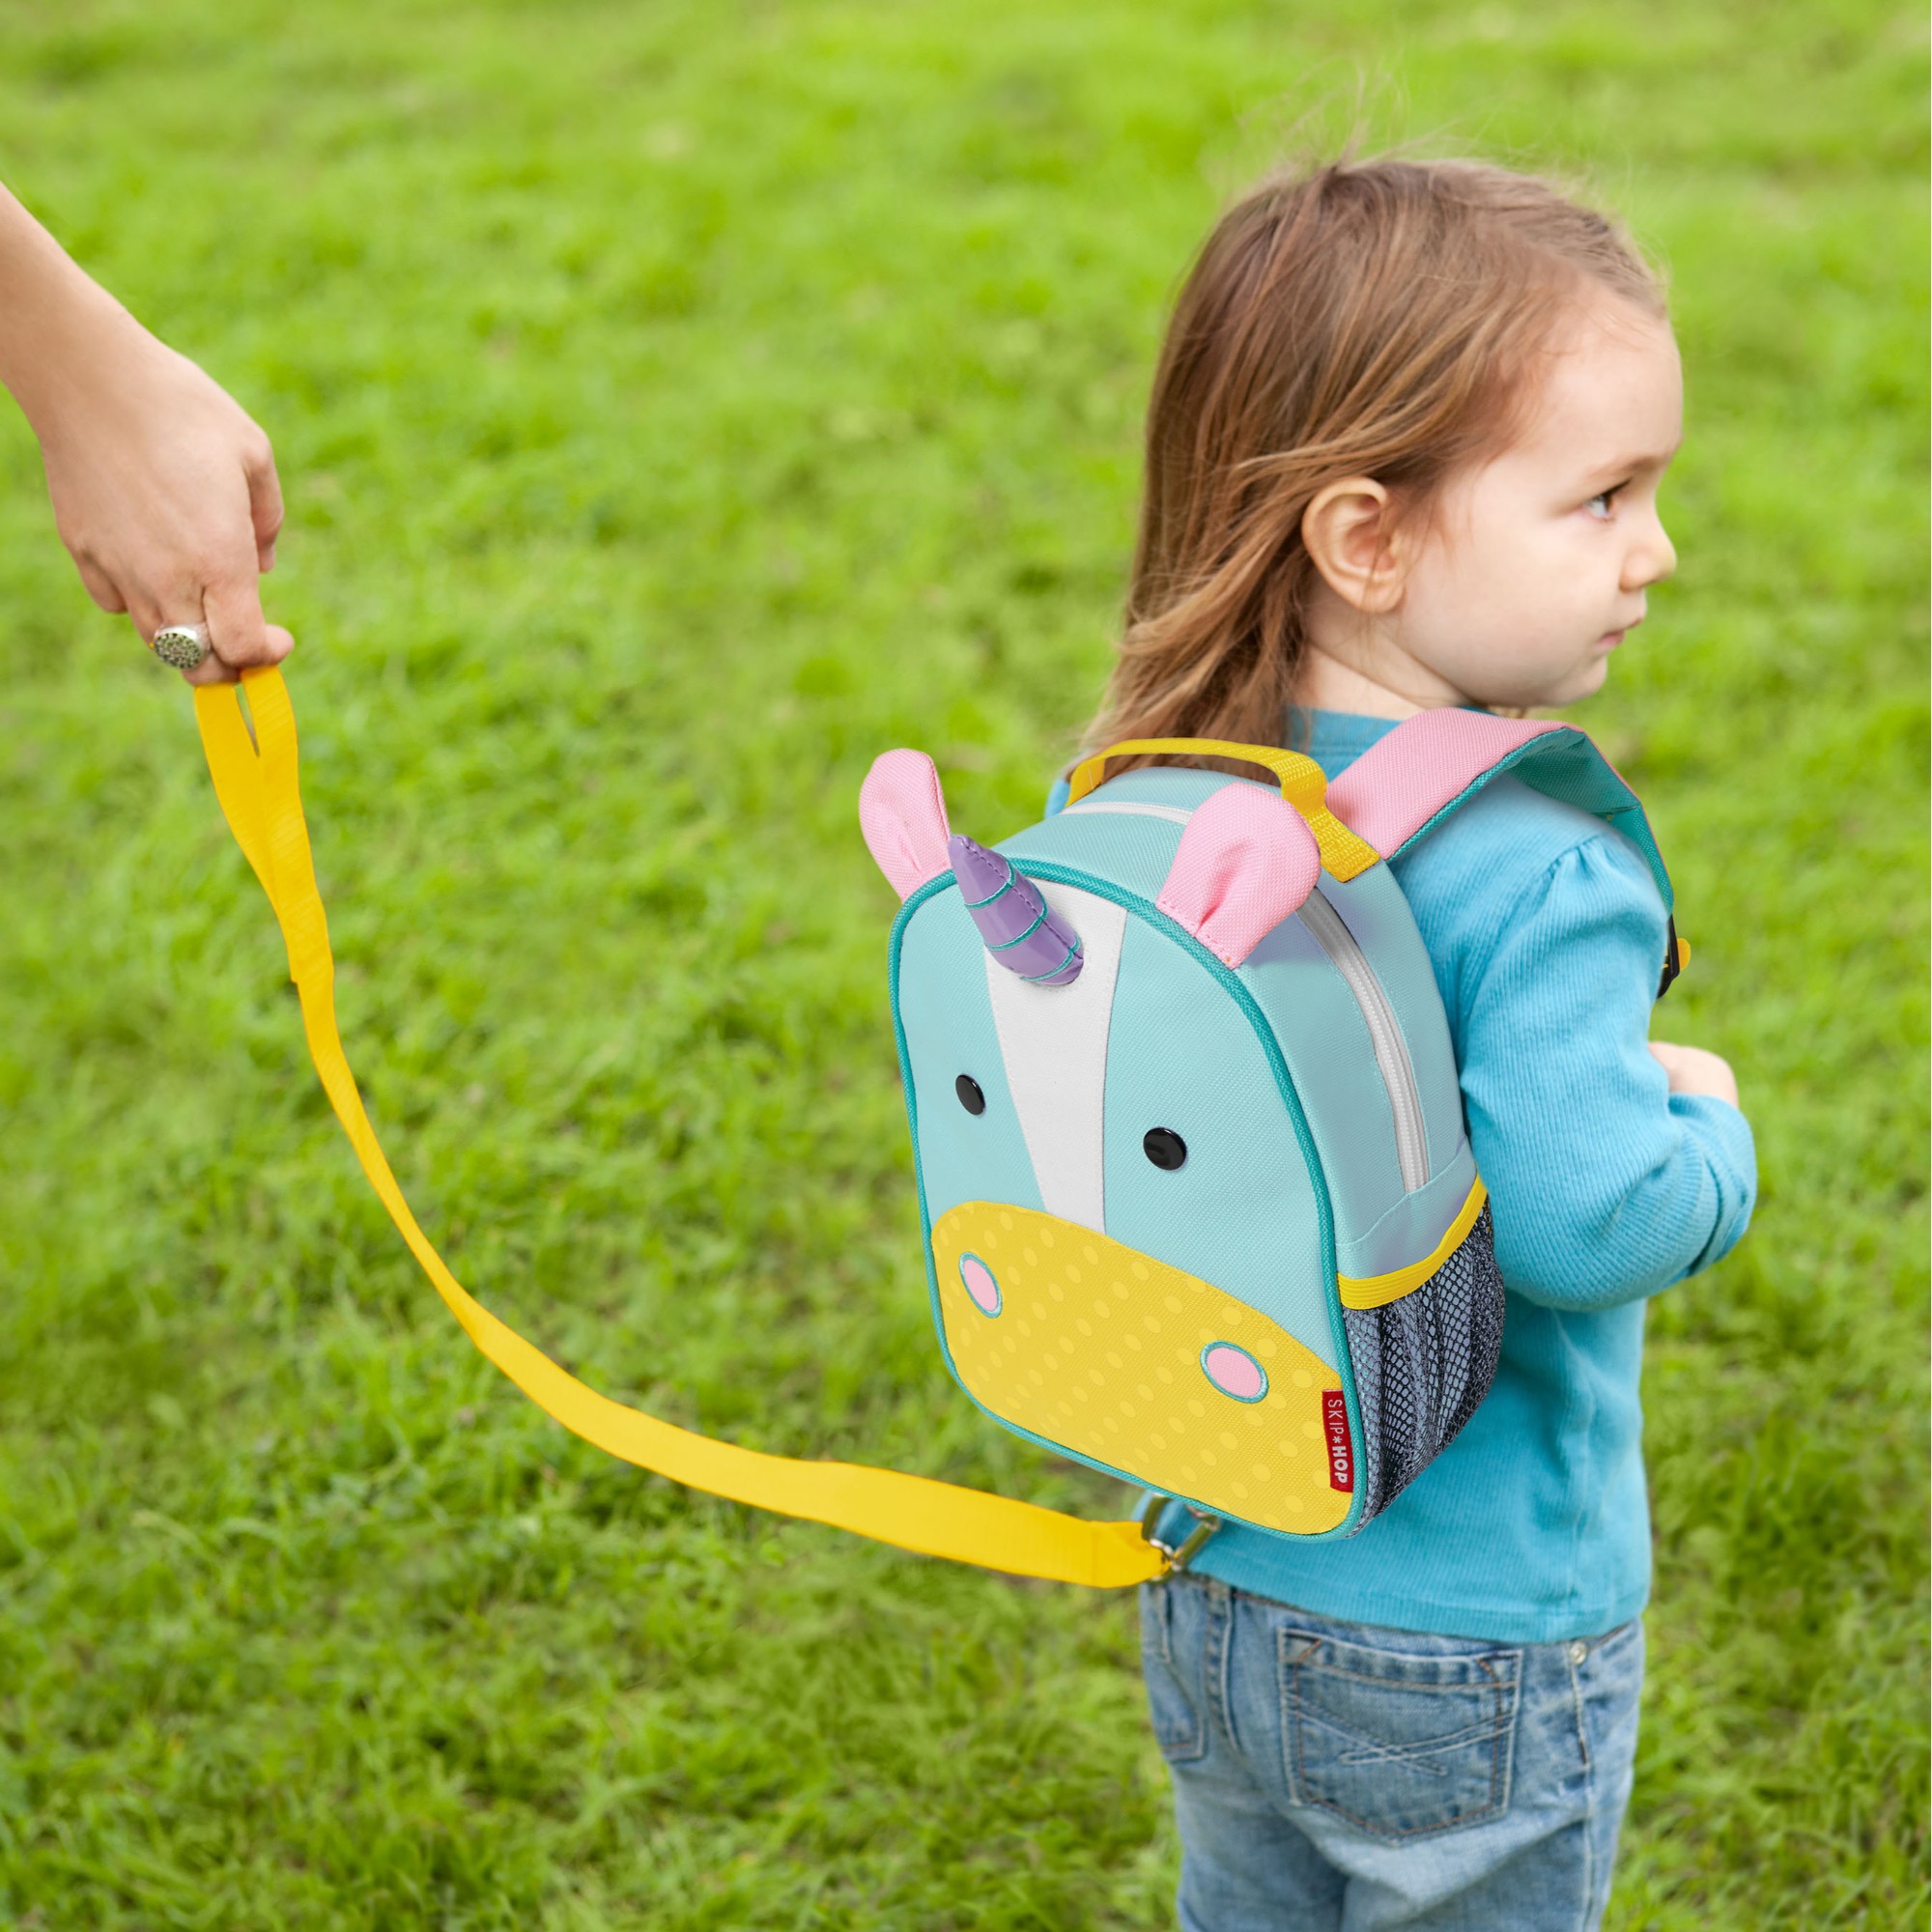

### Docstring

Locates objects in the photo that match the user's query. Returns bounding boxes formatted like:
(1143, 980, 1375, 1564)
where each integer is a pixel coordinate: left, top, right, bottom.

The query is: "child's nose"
(1623, 512, 1677, 589)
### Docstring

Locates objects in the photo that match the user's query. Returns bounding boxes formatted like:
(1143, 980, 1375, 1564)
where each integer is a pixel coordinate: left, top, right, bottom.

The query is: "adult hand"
(0, 182, 292, 686)
(35, 326, 291, 686)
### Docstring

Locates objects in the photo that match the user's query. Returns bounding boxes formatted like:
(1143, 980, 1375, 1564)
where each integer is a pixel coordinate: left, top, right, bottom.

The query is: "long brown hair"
(1085, 157, 1663, 756)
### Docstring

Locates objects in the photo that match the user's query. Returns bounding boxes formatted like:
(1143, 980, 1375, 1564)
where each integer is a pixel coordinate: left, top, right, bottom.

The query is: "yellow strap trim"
(1065, 737, 1380, 883)
(194, 668, 1164, 1590)
(1337, 1179, 1489, 1310)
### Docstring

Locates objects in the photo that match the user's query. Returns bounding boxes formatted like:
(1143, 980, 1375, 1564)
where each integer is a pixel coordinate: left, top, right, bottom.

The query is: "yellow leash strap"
(193, 668, 1166, 1589)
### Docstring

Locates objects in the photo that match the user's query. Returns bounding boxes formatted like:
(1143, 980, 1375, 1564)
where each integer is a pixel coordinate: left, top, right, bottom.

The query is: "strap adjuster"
(1140, 1492, 1222, 1573)
(1657, 915, 1690, 1000)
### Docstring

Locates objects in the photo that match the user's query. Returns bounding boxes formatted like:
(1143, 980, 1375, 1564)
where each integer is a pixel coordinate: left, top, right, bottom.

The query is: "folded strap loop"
(194, 667, 1165, 1590)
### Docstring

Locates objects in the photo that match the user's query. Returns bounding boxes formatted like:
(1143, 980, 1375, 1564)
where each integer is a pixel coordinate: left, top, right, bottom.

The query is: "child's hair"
(1087, 156, 1665, 753)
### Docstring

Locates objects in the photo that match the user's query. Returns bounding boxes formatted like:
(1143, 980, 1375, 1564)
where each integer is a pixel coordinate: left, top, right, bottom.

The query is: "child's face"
(1393, 299, 1683, 710)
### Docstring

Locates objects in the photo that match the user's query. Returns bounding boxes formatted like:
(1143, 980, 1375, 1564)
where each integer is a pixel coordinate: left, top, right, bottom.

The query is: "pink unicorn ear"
(1156, 785, 1321, 967)
(859, 749, 953, 900)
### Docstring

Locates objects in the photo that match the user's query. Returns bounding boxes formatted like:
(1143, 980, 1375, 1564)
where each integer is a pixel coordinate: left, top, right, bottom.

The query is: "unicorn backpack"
(860, 721, 1680, 1552)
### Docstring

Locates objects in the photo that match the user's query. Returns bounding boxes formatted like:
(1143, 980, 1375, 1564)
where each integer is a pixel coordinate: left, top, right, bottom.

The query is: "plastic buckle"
(1657, 915, 1688, 1000)
(1140, 1492, 1223, 1574)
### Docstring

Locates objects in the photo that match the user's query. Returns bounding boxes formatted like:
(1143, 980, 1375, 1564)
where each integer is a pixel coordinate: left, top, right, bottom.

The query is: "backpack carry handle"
(1065, 737, 1379, 882)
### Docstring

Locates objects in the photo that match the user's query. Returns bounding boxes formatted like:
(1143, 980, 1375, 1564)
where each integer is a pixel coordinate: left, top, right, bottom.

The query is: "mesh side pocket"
(1343, 1202, 1504, 1530)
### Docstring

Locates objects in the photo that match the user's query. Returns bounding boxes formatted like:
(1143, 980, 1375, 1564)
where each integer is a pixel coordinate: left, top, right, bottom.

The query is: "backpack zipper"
(1295, 890, 1432, 1192)
(1059, 798, 1433, 1192)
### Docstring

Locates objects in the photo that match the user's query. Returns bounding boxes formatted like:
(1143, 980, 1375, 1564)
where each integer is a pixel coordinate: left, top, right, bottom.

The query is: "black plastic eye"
(955, 1074, 986, 1116)
(1144, 1127, 1187, 1171)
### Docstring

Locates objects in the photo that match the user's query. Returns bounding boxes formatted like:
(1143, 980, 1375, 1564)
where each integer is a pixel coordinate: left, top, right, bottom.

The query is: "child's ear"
(1301, 478, 1408, 616)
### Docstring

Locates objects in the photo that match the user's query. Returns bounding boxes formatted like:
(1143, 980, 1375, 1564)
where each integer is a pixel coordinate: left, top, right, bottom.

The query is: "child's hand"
(1649, 1040, 1739, 1108)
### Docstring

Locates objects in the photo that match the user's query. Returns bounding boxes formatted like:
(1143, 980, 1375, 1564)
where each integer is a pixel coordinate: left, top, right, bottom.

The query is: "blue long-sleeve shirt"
(1175, 708, 1756, 1642)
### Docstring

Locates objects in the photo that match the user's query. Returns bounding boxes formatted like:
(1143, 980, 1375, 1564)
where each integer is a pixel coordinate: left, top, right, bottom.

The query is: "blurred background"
(0, 2, 1923, 1925)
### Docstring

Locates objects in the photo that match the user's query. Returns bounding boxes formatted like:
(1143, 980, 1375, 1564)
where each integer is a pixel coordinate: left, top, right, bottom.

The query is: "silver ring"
(151, 623, 211, 671)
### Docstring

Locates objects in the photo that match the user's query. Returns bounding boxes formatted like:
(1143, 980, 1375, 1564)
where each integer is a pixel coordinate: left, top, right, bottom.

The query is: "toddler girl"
(1097, 159, 1756, 1931)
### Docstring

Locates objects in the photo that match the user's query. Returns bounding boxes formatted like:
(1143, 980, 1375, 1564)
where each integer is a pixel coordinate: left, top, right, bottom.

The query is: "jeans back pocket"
(1278, 1626, 1520, 1838)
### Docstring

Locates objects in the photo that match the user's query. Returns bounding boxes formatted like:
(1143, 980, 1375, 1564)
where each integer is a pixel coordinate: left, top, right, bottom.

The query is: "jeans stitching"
(1153, 1580, 1177, 1670)
(1276, 1628, 1307, 1804)
(1298, 1707, 1508, 1774)
(1145, 1582, 1207, 1762)
(1207, 1582, 1232, 1755)
(1568, 1644, 1593, 1774)
(1483, 1654, 1516, 1816)
(1569, 1644, 1596, 1931)
(1289, 1663, 1520, 1691)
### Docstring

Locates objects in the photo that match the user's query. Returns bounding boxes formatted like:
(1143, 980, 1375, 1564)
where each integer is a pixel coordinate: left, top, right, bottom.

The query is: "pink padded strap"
(1325, 711, 1562, 858)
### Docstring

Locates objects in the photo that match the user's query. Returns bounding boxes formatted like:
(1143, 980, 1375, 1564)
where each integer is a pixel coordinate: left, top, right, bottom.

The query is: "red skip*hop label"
(1322, 1391, 1353, 1492)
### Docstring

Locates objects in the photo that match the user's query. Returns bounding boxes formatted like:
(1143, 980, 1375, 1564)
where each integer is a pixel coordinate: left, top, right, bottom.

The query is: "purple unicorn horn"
(949, 834, 1083, 986)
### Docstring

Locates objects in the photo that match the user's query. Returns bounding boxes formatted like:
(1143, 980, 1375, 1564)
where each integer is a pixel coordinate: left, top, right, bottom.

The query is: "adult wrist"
(0, 190, 144, 433)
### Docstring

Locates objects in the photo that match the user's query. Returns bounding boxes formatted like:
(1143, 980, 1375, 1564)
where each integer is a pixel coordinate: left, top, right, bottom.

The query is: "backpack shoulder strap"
(1325, 709, 1672, 911)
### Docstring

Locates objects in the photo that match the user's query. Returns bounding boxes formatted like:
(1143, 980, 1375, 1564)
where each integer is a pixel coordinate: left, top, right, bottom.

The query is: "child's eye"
(1585, 485, 1625, 521)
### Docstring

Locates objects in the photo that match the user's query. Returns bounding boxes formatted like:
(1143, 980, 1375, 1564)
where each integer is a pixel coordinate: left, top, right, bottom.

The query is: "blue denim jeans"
(1140, 1573, 1643, 1931)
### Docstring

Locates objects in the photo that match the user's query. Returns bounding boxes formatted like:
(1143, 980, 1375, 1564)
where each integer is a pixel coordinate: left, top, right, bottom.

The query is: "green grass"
(0, 0, 1924, 1924)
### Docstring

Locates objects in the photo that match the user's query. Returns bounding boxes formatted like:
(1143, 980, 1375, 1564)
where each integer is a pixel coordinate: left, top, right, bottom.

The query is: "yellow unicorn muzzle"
(929, 1202, 1353, 1535)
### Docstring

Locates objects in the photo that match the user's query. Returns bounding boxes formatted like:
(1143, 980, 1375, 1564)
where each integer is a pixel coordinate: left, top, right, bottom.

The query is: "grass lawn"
(0, 0, 1924, 1925)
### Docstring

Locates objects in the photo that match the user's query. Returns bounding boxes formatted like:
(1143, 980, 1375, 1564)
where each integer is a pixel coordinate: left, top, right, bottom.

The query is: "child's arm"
(1455, 832, 1757, 1312)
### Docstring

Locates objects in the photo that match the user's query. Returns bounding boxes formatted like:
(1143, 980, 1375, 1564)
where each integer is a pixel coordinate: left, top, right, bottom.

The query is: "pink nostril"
(1202, 1342, 1266, 1402)
(959, 1254, 1001, 1317)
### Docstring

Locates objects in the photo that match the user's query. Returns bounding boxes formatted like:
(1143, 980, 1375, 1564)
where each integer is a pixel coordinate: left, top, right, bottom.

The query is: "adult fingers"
(246, 433, 284, 572)
(202, 568, 283, 670)
(73, 553, 128, 614)
(182, 621, 293, 688)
